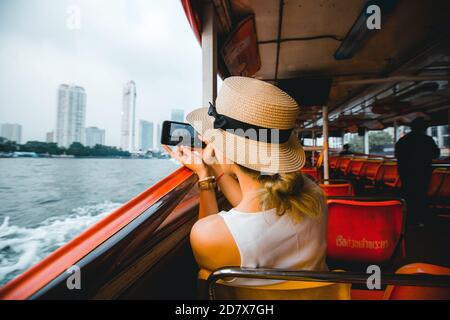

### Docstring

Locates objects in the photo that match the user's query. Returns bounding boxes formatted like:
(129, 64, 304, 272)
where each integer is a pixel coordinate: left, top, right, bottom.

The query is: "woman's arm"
(208, 163, 242, 207)
(198, 135, 243, 207)
(197, 169, 219, 219)
(163, 145, 219, 218)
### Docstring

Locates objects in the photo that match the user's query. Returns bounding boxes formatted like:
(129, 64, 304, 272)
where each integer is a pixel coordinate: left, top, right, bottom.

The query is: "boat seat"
(327, 198, 405, 265)
(429, 168, 450, 210)
(338, 158, 352, 175)
(380, 162, 400, 189)
(383, 263, 450, 300)
(427, 168, 446, 197)
(198, 269, 351, 300)
(320, 183, 354, 196)
(301, 167, 321, 181)
(361, 160, 382, 184)
(347, 159, 366, 177)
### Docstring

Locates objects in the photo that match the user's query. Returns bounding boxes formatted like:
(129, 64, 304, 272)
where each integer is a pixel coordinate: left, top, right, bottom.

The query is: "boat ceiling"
(185, 0, 450, 129)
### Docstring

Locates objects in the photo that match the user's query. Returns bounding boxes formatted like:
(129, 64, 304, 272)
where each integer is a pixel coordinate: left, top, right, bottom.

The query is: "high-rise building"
(0, 123, 22, 144)
(46, 131, 54, 143)
(156, 122, 162, 151)
(85, 127, 105, 147)
(171, 109, 184, 122)
(139, 120, 154, 151)
(56, 84, 86, 148)
(121, 81, 137, 152)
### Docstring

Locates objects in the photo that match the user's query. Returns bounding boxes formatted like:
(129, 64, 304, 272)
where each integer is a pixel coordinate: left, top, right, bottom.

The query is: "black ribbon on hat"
(208, 102, 292, 144)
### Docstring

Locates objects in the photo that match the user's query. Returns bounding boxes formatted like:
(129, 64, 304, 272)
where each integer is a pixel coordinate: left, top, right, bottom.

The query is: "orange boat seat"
(199, 269, 350, 300)
(320, 183, 355, 196)
(433, 169, 450, 208)
(327, 199, 405, 264)
(338, 157, 352, 175)
(384, 263, 450, 300)
(330, 156, 339, 170)
(360, 160, 382, 183)
(346, 159, 366, 178)
(380, 162, 400, 189)
(427, 168, 446, 197)
(301, 167, 321, 181)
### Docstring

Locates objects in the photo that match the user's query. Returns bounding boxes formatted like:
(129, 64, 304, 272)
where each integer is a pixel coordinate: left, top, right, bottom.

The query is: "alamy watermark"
(366, 265, 381, 290)
(66, 265, 81, 290)
(367, 4, 381, 30)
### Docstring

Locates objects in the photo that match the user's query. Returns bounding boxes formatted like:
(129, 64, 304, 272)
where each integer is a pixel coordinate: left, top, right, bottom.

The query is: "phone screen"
(160, 121, 204, 148)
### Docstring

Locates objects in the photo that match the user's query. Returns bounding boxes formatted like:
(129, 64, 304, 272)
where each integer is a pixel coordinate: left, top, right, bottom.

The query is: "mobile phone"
(160, 120, 205, 148)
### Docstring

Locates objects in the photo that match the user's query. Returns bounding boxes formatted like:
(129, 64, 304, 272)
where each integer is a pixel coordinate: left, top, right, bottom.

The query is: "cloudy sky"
(0, 0, 203, 146)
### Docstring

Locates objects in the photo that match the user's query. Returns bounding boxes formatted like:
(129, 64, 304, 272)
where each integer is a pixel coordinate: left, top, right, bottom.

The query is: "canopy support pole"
(322, 106, 329, 182)
(393, 121, 398, 143)
(202, 2, 217, 108)
(364, 129, 369, 154)
(311, 130, 316, 167)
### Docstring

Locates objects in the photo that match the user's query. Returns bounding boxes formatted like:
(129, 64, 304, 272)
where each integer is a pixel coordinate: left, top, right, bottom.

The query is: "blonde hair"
(238, 165, 325, 221)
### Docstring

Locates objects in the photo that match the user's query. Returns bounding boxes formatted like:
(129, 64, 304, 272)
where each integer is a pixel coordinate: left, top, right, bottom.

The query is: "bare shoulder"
(190, 214, 229, 249)
(190, 213, 240, 271)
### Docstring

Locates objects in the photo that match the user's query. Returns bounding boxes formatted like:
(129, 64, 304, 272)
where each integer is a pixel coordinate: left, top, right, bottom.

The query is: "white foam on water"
(0, 201, 122, 286)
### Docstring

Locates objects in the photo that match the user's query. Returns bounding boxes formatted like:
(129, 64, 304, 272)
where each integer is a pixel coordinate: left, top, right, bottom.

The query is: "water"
(0, 158, 179, 286)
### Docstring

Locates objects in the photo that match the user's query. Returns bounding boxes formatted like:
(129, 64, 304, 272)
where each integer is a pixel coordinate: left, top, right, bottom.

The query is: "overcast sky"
(0, 0, 203, 146)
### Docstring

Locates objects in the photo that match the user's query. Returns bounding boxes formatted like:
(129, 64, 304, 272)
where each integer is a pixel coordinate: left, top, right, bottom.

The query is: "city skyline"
(0, 0, 202, 147)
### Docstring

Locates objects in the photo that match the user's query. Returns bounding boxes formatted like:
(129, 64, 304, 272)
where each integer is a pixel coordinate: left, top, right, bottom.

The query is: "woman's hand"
(198, 135, 224, 176)
(163, 145, 209, 179)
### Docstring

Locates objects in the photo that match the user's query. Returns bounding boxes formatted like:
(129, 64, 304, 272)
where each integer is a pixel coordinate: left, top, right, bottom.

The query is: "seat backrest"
(384, 263, 450, 300)
(435, 169, 450, 199)
(330, 156, 338, 169)
(200, 269, 351, 300)
(362, 160, 382, 181)
(301, 167, 321, 181)
(348, 159, 366, 176)
(381, 162, 399, 184)
(339, 158, 352, 173)
(427, 168, 445, 197)
(212, 281, 351, 300)
(327, 199, 404, 264)
(320, 183, 354, 196)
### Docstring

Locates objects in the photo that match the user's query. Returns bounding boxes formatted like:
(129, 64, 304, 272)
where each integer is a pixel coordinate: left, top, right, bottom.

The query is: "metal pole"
(202, 2, 217, 108)
(393, 121, 398, 143)
(364, 129, 369, 154)
(311, 130, 316, 167)
(322, 106, 329, 182)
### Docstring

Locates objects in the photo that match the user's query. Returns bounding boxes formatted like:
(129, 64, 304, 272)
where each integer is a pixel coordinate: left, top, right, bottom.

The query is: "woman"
(164, 76, 327, 285)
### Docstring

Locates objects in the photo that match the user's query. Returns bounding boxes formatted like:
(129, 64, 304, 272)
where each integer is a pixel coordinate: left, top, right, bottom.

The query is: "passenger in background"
(339, 144, 353, 156)
(395, 118, 440, 226)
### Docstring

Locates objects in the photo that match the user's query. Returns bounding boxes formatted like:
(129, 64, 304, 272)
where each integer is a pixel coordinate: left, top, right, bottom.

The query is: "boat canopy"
(182, 0, 450, 130)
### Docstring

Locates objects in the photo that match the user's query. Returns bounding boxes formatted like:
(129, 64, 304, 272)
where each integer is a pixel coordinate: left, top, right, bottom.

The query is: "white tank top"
(217, 199, 328, 286)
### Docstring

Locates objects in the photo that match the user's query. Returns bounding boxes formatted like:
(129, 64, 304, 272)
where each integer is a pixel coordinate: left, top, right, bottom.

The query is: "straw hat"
(186, 76, 305, 173)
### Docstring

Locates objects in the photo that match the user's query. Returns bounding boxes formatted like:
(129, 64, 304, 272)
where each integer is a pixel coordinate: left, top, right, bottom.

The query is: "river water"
(0, 158, 179, 286)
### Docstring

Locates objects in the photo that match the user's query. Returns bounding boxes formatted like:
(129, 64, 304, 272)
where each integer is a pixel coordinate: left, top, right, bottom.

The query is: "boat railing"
(206, 267, 450, 300)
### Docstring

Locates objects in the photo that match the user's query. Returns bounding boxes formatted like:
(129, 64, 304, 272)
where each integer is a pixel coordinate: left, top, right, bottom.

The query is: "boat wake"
(0, 201, 122, 287)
